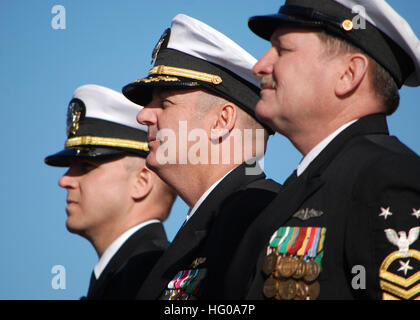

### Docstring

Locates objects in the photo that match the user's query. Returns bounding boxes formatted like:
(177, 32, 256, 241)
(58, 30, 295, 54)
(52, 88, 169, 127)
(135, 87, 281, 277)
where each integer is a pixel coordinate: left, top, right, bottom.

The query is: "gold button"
(212, 76, 222, 85)
(342, 19, 353, 31)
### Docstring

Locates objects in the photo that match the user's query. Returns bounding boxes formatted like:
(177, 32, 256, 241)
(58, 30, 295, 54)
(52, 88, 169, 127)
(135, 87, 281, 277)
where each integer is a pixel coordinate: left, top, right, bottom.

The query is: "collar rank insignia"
(293, 208, 324, 221)
(151, 28, 169, 65)
(66, 98, 85, 137)
(379, 227, 420, 300)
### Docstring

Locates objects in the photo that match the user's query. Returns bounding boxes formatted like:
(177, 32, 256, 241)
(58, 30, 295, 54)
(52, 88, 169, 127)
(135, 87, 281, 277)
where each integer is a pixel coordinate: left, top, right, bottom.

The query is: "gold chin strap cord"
(65, 136, 149, 152)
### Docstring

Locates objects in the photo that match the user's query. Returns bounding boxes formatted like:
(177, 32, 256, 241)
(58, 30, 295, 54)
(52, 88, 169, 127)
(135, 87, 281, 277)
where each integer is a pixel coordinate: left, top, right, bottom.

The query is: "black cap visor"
(249, 13, 323, 41)
(44, 147, 141, 167)
(123, 77, 201, 107)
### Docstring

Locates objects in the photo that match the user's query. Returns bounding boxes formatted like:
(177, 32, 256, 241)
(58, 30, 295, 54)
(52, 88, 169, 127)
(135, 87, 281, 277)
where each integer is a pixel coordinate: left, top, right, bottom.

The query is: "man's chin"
(145, 154, 159, 172)
(65, 218, 86, 237)
(256, 106, 275, 131)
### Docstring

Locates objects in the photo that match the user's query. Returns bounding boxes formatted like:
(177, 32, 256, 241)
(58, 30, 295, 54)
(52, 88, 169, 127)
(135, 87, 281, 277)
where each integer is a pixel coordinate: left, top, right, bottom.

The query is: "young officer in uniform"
(45, 84, 176, 299)
(229, 0, 420, 300)
(122, 14, 281, 300)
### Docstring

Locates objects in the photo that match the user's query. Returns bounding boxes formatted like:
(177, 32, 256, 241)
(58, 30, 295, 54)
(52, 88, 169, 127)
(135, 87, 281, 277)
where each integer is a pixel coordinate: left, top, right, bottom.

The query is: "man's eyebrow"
(154, 88, 173, 100)
(270, 37, 284, 48)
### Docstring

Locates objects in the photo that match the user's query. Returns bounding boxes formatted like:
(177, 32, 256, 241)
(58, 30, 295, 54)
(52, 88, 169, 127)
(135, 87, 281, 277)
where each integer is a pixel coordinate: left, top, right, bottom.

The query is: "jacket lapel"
(87, 223, 167, 299)
(257, 113, 390, 231)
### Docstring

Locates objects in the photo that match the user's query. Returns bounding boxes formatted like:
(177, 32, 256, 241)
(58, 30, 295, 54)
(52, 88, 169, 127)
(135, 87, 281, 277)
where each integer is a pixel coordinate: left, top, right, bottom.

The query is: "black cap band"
(45, 117, 149, 167)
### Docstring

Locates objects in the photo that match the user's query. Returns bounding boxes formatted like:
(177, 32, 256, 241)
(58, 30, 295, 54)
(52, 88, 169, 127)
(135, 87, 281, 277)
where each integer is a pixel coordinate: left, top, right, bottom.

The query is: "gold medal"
(292, 257, 306, 279)
(294, 280, 309, 300)
(167, 289, 181, 300)
(262, 251, 277, 276)
(277, 256, 297, 278)
(180, 293, 190, 300)
(159, 290, 171, 300)
(307, 281, 321, 300)
(277, 279, 297, 300)
(273, 255, 282, 278)
(263, 275, 278, 299)
(304, 260, 321, 282)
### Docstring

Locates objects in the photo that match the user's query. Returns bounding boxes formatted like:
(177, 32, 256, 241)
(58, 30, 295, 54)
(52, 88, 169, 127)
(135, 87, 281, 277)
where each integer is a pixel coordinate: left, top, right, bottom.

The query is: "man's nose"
(58, 167, 77, 189)
(137, 107, 157, 126)
(253, 47, 275, 77)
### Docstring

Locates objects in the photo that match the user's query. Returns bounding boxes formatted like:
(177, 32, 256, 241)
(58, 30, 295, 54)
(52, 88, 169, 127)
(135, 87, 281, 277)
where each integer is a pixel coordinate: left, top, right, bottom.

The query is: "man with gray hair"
(123, 14, 281, 300)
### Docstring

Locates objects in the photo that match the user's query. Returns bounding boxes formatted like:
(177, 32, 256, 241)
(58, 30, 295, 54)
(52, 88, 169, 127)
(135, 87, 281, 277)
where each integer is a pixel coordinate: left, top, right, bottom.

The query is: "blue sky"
(1, 0, 419, 299)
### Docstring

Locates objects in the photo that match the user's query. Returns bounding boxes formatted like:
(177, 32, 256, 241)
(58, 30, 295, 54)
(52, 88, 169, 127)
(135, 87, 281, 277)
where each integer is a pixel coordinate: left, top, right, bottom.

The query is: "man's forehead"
(152, 87, 203, 99)
(269, 26, 321, 45)
(270, 26, 298, 44)
(69, 154, 126, 166)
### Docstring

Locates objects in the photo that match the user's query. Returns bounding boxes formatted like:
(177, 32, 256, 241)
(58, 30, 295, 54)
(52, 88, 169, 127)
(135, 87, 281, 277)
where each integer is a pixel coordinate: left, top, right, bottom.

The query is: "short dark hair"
(316, 30, 400, 115)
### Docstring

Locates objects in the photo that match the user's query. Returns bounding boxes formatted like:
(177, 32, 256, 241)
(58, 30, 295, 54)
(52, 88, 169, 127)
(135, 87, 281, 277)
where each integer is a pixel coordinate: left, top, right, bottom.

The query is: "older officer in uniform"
(45, 84, 176, 299)
(228, 0, 420, 300)
(122, 14, 281, 300)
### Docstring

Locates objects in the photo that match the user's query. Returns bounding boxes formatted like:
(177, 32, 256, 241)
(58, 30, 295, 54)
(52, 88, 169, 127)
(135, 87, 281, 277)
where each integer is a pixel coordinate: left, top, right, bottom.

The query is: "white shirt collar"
(185, 168, 235, 222)
(297, 119, 358, 177)
(93, 219, 160, 279)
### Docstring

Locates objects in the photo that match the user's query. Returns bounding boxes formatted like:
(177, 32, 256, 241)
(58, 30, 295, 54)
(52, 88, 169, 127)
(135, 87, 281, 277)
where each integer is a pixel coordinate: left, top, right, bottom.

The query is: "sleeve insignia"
(379, 206, 393, 220)
(379, 227, 420, 300)
(412, 208, 420, 219)
(384, 227, 420, 257)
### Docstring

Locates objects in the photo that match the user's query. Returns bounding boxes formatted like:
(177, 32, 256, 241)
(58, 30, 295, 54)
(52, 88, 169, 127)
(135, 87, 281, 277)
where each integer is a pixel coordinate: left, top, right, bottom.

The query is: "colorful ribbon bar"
(268, 226, 327, 261)
(167, 268, 207, 294)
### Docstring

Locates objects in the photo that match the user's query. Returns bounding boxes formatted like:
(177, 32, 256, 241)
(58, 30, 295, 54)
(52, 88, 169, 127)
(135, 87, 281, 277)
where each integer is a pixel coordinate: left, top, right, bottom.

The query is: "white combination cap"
(73, 84, 148, 132)
(123, 14, 273, 133)
(45, 84, 149, 167)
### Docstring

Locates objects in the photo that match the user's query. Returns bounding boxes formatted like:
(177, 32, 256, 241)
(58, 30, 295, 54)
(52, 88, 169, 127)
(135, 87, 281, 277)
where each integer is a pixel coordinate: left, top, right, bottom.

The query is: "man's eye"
(161, 99, 172, 108)
(276, 46, 292, 55)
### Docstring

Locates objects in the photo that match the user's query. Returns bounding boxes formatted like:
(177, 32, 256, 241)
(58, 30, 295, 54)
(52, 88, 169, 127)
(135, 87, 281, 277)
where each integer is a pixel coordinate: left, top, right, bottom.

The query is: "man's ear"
(210, 103, 237, 142)
(335, 53, 369, 97)
(131, 166, 154, 201)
